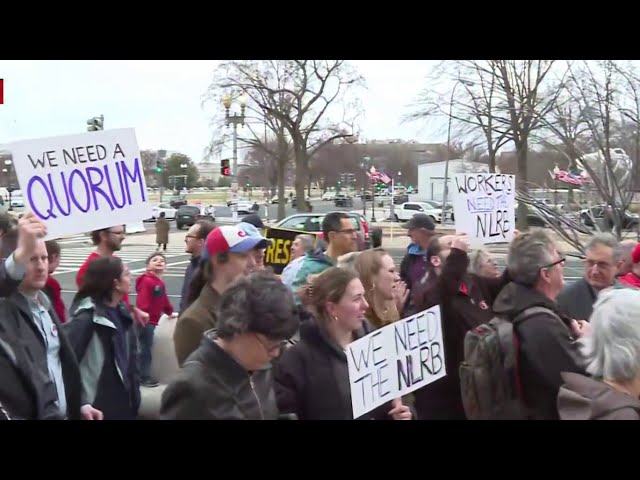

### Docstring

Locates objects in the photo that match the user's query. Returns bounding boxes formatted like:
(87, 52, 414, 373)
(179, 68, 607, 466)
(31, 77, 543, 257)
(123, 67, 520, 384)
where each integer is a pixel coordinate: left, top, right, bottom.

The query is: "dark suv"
(176, 205, 214, 230)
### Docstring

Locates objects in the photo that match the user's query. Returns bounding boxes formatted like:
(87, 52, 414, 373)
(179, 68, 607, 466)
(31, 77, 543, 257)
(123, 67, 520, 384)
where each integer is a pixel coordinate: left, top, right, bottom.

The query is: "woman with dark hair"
(273, 267, 413, 420)
(63, 256, 140, 420)
(161, 271, 299, 420)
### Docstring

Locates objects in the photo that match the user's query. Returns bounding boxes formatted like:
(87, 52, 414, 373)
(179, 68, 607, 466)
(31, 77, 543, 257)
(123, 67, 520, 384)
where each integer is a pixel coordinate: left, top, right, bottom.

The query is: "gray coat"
(556, 278, 628, 321)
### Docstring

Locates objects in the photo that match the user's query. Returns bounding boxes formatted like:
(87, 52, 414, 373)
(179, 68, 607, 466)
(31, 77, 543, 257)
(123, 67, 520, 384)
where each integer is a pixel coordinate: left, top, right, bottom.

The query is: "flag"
(0, 79, 3, 105)
(553, 169, 583, 186)
(367, 170, 391, 185)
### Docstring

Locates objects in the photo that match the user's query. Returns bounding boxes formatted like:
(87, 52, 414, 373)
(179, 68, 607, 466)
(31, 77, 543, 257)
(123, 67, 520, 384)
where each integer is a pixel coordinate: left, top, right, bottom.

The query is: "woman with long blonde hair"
(353, 248, 408, 329)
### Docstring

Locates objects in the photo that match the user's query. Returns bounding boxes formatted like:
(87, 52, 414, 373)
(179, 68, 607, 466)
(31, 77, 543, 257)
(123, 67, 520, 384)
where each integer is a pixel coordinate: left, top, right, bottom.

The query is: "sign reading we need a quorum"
(3, 128, 152, 240)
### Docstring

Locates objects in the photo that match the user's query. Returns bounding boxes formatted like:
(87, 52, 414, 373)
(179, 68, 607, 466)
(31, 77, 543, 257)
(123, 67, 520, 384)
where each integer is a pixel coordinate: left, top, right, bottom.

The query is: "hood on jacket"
(492, 282, 559, 318)
(305, 248, 335, 267)
(135, 272, 161, 291)
(558, 372, 640, 420)
(406, 243, 426, 257)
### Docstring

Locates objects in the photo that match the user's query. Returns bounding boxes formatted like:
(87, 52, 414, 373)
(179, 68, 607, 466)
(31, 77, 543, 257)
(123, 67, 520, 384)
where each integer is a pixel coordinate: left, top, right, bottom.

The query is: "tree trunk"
(294, 145, 309, 212)
(277, 154, 287, 221)
(488, 149, 496, 173)
(516, 138, 529, 231)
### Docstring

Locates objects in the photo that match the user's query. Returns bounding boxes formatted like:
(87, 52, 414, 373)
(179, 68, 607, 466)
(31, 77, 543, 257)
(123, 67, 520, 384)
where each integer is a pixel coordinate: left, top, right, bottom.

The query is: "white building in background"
(415, 159, 491, 202)
(195, 160, 221, 185)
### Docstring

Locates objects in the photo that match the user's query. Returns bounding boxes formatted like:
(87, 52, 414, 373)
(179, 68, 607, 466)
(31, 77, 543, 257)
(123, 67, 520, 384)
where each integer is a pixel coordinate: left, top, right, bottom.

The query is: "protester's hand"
(134, 307, 149, 326)
(170, 312, 179, 318)
(451, 234, 470, 252)
(513, 229, 521, 238)
(80, 404, 104, 420)
(393, 280, 409, 314)
(439, 235, 456, 248)
(388, 399, 412, 420)
(570, 319, 592, 338)
(14, 211, 47, 265)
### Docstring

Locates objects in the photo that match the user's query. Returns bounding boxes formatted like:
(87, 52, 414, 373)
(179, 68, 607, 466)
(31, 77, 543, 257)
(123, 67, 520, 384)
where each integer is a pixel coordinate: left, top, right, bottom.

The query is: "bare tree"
(405, 60, 512, 174)
(204, 60, 364, 213)
(536, 61, 639, 242)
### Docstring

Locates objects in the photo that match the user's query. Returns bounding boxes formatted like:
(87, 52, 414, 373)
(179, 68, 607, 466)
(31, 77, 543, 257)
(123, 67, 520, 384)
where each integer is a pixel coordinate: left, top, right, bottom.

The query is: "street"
(53, 240, 587, 320)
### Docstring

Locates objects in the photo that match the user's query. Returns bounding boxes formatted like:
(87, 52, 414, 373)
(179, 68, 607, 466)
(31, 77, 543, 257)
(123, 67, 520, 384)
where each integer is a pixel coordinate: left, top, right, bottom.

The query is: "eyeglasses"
(336, 228, 357, 235)
(584, 259, 614, 270)
(109, 230, 125, 236)
(542, 257, 566, 270)
(185, 235, 199, 240)
(254, 333, 287, 355)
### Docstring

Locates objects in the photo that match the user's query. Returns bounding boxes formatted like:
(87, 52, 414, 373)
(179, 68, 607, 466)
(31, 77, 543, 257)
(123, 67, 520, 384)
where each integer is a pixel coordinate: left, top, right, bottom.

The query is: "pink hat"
(205, 225, 268, 256)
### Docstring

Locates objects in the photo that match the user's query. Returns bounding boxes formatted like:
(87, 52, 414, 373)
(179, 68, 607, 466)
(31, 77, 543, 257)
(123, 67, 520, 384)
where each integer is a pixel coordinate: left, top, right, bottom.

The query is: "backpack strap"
(505, 306, 561, 403)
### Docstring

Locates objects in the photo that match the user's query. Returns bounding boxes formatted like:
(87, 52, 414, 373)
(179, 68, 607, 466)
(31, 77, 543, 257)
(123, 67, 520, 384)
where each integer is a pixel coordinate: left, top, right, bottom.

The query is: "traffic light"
(87, 115, 104, 132)
(156, 160, 163, 173)
(220, 159, 230, 176)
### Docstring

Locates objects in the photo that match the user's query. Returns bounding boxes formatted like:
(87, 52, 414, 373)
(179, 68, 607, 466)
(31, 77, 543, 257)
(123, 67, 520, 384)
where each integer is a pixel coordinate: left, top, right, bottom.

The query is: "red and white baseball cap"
(206, 225, 269, 256)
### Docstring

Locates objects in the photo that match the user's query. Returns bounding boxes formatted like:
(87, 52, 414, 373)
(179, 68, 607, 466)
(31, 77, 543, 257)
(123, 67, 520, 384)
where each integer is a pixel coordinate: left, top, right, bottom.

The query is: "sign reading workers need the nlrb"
(452, 173, 516, 246)
(4, 128, 152, 240)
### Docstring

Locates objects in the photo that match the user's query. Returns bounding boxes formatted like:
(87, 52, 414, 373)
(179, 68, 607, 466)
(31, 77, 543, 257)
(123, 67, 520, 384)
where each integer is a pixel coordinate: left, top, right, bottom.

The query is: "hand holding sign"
(451, 234, 470, 252)
(388, 398, 412, 420)
(14, 211, 48, 265)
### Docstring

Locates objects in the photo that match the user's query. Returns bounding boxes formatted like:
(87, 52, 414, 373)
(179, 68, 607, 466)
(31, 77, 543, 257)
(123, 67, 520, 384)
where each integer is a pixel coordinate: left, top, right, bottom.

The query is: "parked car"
(334, 194, 354, 207)
(386, 201, 444, 223)
(270, 195, 288, 204)
(176, 205, 215, 230)
(149, 203, 177, 221)
(274, 211, 372, 250)
(321, 191, 336, 201)
(291, 196, 311, 209)
(580, 205, 640, 230)
(169, 196, 187, 208)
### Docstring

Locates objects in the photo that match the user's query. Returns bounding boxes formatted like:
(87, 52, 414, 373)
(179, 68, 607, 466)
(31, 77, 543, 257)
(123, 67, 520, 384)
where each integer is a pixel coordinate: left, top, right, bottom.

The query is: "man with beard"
(75, 225, 148, 324)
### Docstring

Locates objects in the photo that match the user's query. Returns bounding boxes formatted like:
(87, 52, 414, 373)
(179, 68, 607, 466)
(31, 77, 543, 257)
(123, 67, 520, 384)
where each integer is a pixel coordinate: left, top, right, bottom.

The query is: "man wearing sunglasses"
(492, 229, 590, 420)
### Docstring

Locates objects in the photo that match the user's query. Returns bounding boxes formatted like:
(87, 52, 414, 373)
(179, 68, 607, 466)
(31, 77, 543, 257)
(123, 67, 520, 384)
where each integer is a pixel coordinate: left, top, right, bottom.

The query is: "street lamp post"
(223, 93, 247, 221)
(4, 160, 14, 211)
(180, 163, 188, 190)
(369, 165, 377, 223)
(442, 78, 475, 212)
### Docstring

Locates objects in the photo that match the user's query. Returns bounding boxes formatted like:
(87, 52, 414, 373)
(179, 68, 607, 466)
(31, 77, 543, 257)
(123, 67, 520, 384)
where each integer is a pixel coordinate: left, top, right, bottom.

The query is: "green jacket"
(290, 249, 335, 291)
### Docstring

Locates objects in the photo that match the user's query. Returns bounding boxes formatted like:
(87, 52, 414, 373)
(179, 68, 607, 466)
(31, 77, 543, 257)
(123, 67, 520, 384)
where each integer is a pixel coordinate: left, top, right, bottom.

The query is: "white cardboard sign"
(453, 173, 516, 245)
(346, 306, 446, 419)
(4, 128, 152, 240)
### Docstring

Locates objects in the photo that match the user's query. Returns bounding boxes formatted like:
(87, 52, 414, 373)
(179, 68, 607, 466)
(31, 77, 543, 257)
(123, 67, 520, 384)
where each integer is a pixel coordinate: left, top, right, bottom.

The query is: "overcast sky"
(0, 60, 442, 163)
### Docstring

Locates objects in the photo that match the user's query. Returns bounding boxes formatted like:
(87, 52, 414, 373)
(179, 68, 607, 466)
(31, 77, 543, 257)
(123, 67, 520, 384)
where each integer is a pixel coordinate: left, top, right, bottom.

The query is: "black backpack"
(459, 306, 560, 420)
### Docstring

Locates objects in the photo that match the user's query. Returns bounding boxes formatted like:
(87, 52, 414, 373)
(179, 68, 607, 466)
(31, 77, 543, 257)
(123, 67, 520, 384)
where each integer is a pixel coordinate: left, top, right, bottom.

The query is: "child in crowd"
(44, 240, 66, 323)
(135, 252, 176, 387)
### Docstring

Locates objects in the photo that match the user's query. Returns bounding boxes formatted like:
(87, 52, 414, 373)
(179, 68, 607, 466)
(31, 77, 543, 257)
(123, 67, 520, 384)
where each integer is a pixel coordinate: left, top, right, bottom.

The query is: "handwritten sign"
(263, 227, 319, 274)
(3, 128, 151, 240)
(346, 306, 446, 419)
(453, 173, 515, 245)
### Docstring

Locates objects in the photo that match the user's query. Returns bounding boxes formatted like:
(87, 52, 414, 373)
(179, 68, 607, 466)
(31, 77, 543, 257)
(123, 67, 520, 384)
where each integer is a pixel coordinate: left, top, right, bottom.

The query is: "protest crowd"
(2, 203, 640, 421)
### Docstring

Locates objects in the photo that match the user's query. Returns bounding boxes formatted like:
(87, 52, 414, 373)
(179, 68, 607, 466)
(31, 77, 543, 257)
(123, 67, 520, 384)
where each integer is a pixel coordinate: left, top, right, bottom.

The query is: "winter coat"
(64, 297, 140, 420)
(412, 248, 508, 419)
(135, 272, 173, 326)
(160, 330, 279, 420)
(556, 277, 629, 321)
(173, 284, 220, 365)
(155, 218, 170, 244)
(492, 282, 586, 420)
(273, 318, 395, 420)
(558, 372, 640, 420)
(290, 248, 335, 292)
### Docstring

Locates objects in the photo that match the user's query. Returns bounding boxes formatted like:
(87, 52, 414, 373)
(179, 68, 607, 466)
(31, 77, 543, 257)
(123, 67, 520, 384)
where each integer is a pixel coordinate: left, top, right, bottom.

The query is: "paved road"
(54, 242, 586, 321)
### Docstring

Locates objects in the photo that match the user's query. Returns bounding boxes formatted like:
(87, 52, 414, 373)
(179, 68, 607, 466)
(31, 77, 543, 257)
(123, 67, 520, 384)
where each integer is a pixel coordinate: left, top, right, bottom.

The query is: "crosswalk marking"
(54, 244, 189, 274)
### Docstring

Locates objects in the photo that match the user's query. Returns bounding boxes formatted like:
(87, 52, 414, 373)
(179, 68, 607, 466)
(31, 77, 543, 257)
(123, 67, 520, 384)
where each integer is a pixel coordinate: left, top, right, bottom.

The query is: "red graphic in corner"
(0, 79, 3, 104)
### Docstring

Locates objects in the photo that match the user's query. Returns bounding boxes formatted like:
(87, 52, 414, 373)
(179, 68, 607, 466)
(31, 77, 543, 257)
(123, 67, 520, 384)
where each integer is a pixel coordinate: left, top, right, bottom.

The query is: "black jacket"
(273, 318, 394, 420)
(160, 330, 279, 420)
(4, 292, 82, 420)
(492, 282, 586, 420)
(412, 248, 508, 419)
(64, 297, 140, 420)
(0, 307, 62, 420)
